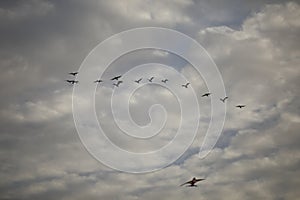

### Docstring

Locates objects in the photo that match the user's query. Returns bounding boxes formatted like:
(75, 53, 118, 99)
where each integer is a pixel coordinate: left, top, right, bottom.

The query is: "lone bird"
(201, 92, 211, 97)
(181, 82, 190, 88)
(113, 80, 123, 87)
(236, 105, 246, 109)
(134, 78, 142, 84)
(65, 80, 78, 84)
(94, 79, 103, 83)
(69, 72, 78, 76)
(220, 96, 228, 103)
(111, 75, 122, 81)
(161, 79, 168, 83)
(180, 177, 205, 187)
(148, 77, 154, 82)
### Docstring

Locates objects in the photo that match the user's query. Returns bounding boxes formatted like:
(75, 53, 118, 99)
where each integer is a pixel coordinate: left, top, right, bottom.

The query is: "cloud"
(0, 0, 54, 20)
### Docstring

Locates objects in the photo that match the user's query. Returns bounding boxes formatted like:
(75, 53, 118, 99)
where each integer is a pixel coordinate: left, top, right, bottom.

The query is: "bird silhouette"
(65, 80, 78, 84)
(69, 72, 78, 76)
(134, 78, 142, 83)
(161, 79, 168, 83)
(236, 105, 246, 109)
(220, 96, 228, 103)
(201, 92, 211, 97)
(180, 177, 205, 187)
(94, 79, 103, 83)
(181, 82, 190, 88)
(111, 75, 122, 81)
(148, 77, 154, 82)
(113, 80, 123, 87)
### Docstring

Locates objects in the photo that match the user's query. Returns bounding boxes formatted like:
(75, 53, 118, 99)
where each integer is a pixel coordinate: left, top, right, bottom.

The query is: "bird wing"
(180, 180, 193, 186)
(111, 75, 121, 80)
(195, 178, 205, 183)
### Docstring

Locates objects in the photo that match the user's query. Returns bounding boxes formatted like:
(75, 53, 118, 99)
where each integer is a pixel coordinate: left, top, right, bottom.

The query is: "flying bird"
(148, 77, 154, 82)
(134, 78, 142, 84)
(161, 79, 168, 83)
(94, 79, 103, 83)
(180, 177, 205, 187)
(69, 72, 78, 76)
(113, 80, 123, 87)
(201, 92, 211, 97)
(111, 75, 122, 81)
(236, 105, 246, 109)
(65, 80, 78, 84)
(181, 82, 190, 88)
(220, 96, 228, 103)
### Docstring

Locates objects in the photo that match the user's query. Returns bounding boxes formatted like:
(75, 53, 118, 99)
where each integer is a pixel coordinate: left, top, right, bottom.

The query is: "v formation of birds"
(65, 71, 246, 187)
(65, 71, 246, 108)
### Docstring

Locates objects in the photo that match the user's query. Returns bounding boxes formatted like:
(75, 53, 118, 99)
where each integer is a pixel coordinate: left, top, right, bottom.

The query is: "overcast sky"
(1, 0, 300, 199)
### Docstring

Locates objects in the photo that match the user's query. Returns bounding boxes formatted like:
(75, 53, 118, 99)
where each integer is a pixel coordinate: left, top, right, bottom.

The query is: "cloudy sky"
(1, 0, 300, 199)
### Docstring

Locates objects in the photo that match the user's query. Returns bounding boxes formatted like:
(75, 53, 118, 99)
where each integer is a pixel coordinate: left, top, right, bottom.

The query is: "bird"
(134, 78, 142, 84)
(181, 82, 190, 88)
(161, 79, 168, 83)
(236, 105, 246, 109)
(69, 72, 78, 76)
(220, 96, 228, 103)
(113, 80, 123, 87)
(94, 79, 103, 83)
(201, 92, 211, 97)
(180, 177, 205, 187)
(148, 77, 154, 82)
(111, 75, 122, 81)
(65, 80, 78, 84)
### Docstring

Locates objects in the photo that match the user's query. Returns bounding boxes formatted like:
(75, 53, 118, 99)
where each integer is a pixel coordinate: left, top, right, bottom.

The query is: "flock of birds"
(65, 71, 246, 187)
(65, 71, 246, 109)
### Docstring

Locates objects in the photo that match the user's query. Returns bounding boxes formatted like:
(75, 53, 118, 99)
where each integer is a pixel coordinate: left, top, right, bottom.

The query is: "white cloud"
(101, 0, 194, 25)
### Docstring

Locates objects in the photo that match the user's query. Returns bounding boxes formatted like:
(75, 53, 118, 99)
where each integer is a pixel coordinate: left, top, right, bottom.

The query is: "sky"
(1, 0, 300, 199)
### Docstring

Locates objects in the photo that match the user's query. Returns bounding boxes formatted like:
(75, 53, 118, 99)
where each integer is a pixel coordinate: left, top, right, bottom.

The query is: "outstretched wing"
(195, 178, 205, 183)
(180, 180, 193, 186)
(111, 75, 122, 80)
